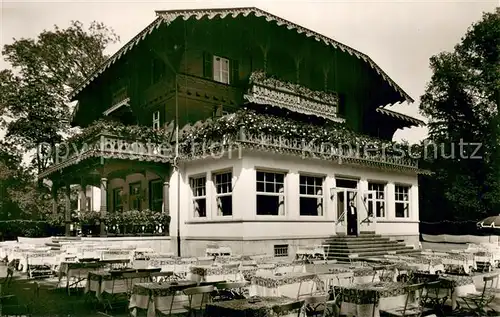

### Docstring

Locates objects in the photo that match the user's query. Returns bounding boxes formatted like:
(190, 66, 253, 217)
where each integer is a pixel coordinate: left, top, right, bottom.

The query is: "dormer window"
(152, 111, 160, 130)
(213, 56, 230, 84)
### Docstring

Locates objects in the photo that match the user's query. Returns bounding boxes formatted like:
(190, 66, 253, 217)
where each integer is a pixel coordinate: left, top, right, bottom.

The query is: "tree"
(419, 9, 500, 223)
(0, 21, 119, 175)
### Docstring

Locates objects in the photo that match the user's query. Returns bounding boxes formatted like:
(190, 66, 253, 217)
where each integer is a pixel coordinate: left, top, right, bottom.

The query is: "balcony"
(244, 71, 343, 123)
(38, 121, 174, 179)
(176, 73, 244, 106)
(179, 109, 422, 172)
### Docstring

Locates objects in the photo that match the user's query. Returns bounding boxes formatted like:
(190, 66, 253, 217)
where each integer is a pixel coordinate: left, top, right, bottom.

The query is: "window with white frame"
(152, 111, 160, 130)
(256, 171, 285, 216)
(190, 176, 207, 217)
(214, 171, 232, 216)
(299, 175, 324, 216)
(368, 182, 385, 218)
(213, 56, 230, 84)
(395, 185, 410, 218)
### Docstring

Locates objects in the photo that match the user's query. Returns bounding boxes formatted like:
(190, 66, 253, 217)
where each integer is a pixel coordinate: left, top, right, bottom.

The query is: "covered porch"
(38, 131, 174, 237)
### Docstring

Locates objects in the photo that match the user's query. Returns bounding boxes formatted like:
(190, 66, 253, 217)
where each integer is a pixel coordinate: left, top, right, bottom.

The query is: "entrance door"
(333, 178, 359, 236)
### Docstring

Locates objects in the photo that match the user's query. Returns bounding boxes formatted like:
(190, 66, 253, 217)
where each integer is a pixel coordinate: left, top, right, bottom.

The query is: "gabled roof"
(68, 7, 414, 103)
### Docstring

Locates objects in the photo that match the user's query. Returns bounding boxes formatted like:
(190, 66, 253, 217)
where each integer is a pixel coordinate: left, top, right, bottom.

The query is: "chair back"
(481, 274, 498, 301)
(402, 283, 425, 315)
(272, 300, 305, 317)
(184, 285, 215, 311)
(215, 281, 248, 290)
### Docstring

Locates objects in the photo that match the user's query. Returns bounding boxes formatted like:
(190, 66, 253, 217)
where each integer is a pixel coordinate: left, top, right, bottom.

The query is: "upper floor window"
(203, 52, 239, 85)
(152, 111, 160, 130)
(395, 185, 410, 218)
(214, 171, 232, 216)
(213, 56, 230, 84)
(299, 175, 324, 216)
(256, 171, 285, 216)
(367, 182, 385, 218)
(190, 176, 206, 218)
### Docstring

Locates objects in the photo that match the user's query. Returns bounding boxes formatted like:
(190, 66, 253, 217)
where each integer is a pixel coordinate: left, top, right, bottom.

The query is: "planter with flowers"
(106, 210, 170, 236)
(78, 211, 101, 237)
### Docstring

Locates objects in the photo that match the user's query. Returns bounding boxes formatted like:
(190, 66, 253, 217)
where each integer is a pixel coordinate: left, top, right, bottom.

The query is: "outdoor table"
(128, 280, 196, 317)
(249, 272, 323, 298)
(189, 265, 244, 283)
(205, 296, 305, 317)
(58, 261, 104, 294)
(439, 275, 476, 310)
(85, 271, 150, 300)
(334, 281, 412, 317)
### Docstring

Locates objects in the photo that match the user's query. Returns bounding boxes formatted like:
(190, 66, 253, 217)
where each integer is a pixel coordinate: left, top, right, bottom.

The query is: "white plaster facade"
(80, 150, 419, 257)
(169, 150, 420, 256)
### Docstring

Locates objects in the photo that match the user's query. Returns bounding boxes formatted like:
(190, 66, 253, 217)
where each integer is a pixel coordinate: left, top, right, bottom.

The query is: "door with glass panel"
(333, 178, 358, 236)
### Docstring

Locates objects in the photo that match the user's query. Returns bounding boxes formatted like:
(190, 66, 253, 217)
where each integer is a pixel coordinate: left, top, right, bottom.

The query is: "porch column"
(51, 185, 58, 215)
(64, 184, 71, 237)
(100, 178, 108, 237)
(79, 182, 87, 212)
(163, 181, 169, 214)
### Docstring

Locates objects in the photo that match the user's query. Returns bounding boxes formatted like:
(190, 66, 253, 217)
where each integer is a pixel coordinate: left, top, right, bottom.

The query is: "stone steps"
(323, 233, 418, 262)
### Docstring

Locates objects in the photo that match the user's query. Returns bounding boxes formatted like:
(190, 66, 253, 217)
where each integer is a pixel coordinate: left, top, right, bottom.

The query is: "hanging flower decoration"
(66, 119, 172, 145)
(249, 70, 339, 105)
(178, 108, 405, 157)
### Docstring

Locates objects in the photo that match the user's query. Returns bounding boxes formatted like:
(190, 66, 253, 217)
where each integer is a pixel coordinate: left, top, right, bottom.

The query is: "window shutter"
(231, 59, 239, 85)
(203, 52, 213, 78)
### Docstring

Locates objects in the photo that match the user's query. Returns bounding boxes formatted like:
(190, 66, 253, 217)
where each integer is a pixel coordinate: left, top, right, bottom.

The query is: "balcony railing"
(245, 71, 343, 123)
(176, 73, 243, 105)
(39, 130, 173, 178)
(185, 129, 419, 170)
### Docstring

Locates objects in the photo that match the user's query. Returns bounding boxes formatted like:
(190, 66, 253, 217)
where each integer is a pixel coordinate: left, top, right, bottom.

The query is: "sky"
(0, 0, 498, 144)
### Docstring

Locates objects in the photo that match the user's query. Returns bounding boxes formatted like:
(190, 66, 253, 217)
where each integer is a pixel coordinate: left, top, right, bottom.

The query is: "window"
(214, 172, 232, 216)
(190, 176, 206, 217)
(256, 171, 285, 216)
(149, 180, 163, 213)
(299, 175, 324, 216)
(129, 182, 142, 210)
(213, 56, 230, 84)
(112, 188, 123, 212)
(395, 185, 410, 218)
(274, 244, 289, 258)
(368, 183, 385, 218)
(152, 111, 160, 130)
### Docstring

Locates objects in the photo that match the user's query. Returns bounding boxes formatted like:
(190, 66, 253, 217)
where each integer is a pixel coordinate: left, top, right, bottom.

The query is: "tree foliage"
(0, 21, 119, 174)
(419, 9, 500, 222)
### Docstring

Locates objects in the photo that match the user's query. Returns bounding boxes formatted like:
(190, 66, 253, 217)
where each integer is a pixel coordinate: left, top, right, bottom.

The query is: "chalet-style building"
(38, 7, 426, 257)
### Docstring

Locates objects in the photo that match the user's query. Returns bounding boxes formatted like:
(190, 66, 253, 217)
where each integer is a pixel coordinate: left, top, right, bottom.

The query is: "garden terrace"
(178, 109, 425, 173)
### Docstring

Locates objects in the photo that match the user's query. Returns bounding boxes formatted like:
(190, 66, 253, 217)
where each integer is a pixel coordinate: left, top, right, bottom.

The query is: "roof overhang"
(376, 107, 424, 127)
(68, 7, 413, 103)
(103, 98, 131, 116)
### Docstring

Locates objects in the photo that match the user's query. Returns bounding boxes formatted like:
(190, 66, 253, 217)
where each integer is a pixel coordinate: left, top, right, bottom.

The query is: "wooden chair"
(421, 280, 448, 316)
(303, 293, 328, 317)
(459, 274, 498, 316)
(272, 299, 305, 317)
(380, 283, 426, 317)
(183, 285, 215, 317)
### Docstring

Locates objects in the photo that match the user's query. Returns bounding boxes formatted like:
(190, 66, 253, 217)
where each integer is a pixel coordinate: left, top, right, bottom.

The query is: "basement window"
(274, 244, 289, 258)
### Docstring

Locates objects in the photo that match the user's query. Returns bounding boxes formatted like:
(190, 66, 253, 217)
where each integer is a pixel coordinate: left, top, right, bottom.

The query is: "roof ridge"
(69, 7, 414, 103)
